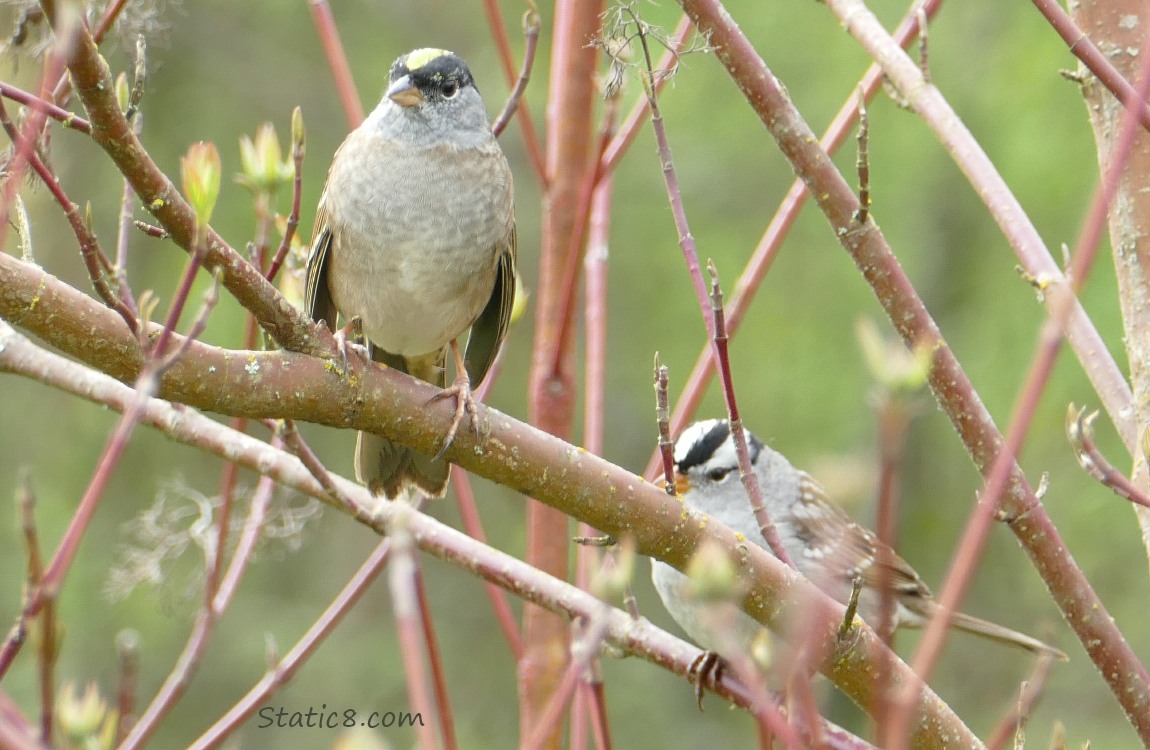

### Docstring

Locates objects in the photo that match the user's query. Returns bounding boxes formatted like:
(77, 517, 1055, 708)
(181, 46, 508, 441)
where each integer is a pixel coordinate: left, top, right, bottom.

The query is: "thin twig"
(984, 653, 1055, 750)
(837, 578, 864, 643)
(883, 16, 1150, 749)
(0, 81, 89, 132)
(189, 537, 396, 750)
(654, 356, 676, 492)
(386, 509, 440, 750)
(133, 220, 168, 238)
(124, 34, 146, 122)
(549, 94, 621, 377)
(1029, 0, 1150, 132)
(17, 473, 56, 744)
(0, 97, 138, 336)
(1067, 405, 1150, 509)
(482, 0, 547, 184)
(114, 629, 140, 744)
(524, 614, 609, 750)
(853, 88, 870, 226)
(307, 0, 363, 128)
(673, 0, 1150, 743)
(643, 0, 948, 480)
(916, 7, 930, 83)
(582, 673, 614, 750)
(574, 174, 616, 750)
(281, 419, 364, 518)
(626, 9, 710, 330)
(266, 107, 305, 284)
(213, 456, 276, 612)
(156, 268, 221, 371)
(600, 14, 694, 175)
(114, 105, 143, 311)
(492, 5, 541, 139)
(122, 473, 280, 750)
(414, 567, 459, 750)
(452, 467, 524, 658)
(706, 262, 795, 567)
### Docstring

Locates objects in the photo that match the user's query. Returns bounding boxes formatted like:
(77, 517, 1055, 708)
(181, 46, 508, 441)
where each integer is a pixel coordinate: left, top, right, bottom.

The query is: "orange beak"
(673, 470, 691, 496)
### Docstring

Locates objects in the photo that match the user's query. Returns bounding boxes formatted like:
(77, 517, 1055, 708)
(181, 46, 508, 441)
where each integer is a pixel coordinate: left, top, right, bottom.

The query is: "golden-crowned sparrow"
(653, 419, 1066, 659)
(305, 48, 516, 499)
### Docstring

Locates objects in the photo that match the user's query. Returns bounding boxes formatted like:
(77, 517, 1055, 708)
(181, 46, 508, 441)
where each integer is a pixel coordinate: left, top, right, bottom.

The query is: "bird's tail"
(356, 347, 450, 499)
(947, 610, 1067, 661)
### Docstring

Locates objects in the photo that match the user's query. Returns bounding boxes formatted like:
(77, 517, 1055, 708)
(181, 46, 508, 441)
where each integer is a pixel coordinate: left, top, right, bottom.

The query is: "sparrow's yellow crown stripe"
(405, 48, 452, 71)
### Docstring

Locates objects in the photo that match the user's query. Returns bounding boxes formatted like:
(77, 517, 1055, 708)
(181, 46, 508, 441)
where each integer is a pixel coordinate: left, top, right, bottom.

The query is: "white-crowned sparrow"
(652, 418, 1066, 659)
(305, 48, 516, 499)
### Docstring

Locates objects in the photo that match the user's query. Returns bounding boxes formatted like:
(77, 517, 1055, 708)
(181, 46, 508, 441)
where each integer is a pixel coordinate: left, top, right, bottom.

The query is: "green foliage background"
(0, 0, 1144, 747)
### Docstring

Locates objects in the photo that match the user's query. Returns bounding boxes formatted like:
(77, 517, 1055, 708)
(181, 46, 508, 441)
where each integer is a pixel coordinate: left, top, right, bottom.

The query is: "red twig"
(1067, 406, 1150, 509)
(121, 471, 279, 750)
(386, 513, 440, 750)
(0, 95, 138, 336)
(0, 81, 89, 132)
(522, 0, 604, 738)
(524, 615, 609, 750)
(189, 538, 395, 750)
(1029, 0, 1150, 132)
(600, 14, 693, 175)
(114, 630, 140, 744)
(629, 17, 710, 334)
(549, 93, 620, 378)
(886, 18, 1150, 749)
(705, 262, 794, 567)
(572, 178, 615, 750)
(644, 0, 945, 480)
(281, 420, 367, 521)
(827, 0, 1136, 450)
(307, 0, 363, 129)
(653, 358, 676, 490)
(984, 653, 1055, 750)
(266, 108, 305, 284)
(676, 0, 1149, 743)
(0, 16, 75, 275)
(414, 569, 459, 750)
(483, 0, 547, 184)
(452, 467, 524, 658)
(492, 7, 541, 140)
(584, 678, 613, 750)
(47, 0, 133, 105)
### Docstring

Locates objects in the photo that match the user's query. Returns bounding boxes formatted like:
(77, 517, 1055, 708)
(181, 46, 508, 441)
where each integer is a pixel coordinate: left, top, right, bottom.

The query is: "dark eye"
(707, 467, 732, 482)
(442, 81, 459, 99)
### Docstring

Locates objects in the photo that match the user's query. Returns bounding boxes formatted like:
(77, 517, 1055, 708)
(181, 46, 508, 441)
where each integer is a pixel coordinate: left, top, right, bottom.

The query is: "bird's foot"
(430, 371, 479, 461)
(332, 317, 369, 375)
(688, 650, 726, 711)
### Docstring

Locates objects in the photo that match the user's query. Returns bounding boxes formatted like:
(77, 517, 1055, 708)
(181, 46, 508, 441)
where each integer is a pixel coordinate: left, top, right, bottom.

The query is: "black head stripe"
(677, 420, 731, 473)
(391, 51, 474, 91)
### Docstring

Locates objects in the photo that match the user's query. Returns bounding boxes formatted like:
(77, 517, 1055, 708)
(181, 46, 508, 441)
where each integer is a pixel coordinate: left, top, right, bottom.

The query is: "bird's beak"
(672, 470, 691, 496)
(386, 75, 424, 107)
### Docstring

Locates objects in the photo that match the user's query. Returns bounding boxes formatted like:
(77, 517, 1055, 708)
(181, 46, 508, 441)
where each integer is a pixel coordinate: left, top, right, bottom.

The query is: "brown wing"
(304, 202, 338, 332)
(793, 471, 932, 600)
(463, 224, 516, 386)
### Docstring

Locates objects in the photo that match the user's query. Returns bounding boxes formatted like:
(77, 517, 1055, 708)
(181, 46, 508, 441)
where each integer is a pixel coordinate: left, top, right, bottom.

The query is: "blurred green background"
(0, 0, 1145, 747)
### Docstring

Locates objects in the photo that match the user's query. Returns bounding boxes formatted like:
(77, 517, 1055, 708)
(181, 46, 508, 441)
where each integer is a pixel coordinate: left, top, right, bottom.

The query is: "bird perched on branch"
(306, 48, 516, 498)
(653, 419, 1066, 660)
